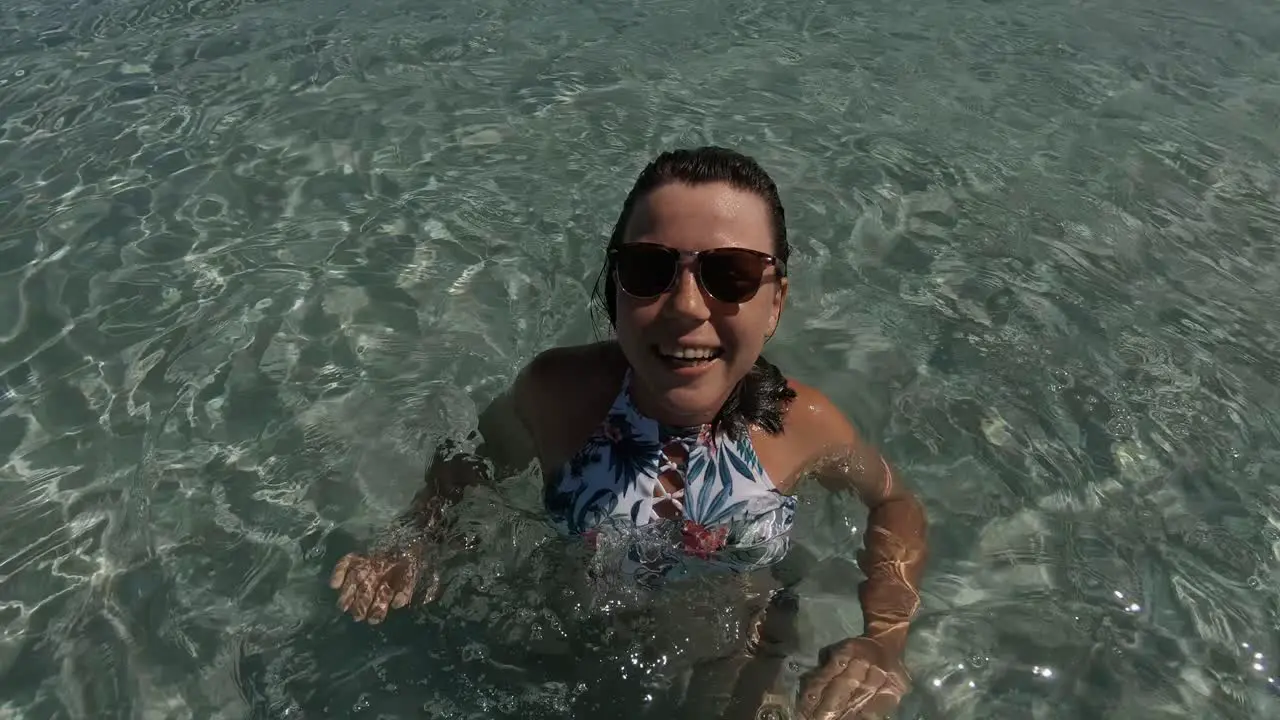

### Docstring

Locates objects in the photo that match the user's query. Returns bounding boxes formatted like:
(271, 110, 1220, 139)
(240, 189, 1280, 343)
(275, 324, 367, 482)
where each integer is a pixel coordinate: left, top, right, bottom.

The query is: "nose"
(665, 264, 712, 321)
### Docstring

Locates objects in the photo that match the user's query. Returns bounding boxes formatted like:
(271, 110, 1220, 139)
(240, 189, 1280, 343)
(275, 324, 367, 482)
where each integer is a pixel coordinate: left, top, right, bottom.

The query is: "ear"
(767, 277, 788, 337)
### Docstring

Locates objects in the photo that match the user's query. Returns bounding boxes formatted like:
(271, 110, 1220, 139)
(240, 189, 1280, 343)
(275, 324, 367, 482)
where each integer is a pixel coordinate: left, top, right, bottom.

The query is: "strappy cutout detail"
(651, 440, 690, 520)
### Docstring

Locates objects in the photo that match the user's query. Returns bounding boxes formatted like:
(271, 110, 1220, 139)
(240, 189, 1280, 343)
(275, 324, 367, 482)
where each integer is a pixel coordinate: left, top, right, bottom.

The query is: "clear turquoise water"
(2, 0, 1279, 717)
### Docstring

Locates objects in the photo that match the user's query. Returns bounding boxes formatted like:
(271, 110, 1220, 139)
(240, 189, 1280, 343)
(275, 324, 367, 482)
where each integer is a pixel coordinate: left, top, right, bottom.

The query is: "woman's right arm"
(398, 372, 541, 536)
(330, 362, 543, 623)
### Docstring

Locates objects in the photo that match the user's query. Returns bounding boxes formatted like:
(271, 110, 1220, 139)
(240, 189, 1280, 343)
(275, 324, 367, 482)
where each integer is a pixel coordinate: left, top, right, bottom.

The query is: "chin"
(644, 365, 741, 424)
(657, 386, 724, 420)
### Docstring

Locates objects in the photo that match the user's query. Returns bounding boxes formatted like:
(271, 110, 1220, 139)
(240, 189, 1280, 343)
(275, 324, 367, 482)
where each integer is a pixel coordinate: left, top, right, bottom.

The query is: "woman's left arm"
(817, 435, 927, 657)
(789, 387, 929, 718)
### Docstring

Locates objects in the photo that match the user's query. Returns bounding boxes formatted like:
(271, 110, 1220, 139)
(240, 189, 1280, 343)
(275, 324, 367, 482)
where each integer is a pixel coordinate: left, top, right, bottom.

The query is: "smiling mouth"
(654, 344, 724, 367)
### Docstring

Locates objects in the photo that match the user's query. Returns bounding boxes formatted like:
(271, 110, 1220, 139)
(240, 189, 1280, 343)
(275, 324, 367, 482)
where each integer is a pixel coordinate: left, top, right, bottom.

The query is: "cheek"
(614, 296, 658, 338)
(717, 306, 773, 352)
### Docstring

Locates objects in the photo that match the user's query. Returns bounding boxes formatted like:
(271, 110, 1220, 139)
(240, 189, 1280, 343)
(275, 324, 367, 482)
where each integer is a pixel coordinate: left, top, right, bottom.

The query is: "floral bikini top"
(544, 371, 797, 583)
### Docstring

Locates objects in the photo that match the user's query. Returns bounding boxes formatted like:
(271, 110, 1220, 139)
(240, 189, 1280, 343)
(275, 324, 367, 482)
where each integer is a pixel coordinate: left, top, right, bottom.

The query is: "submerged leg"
(678, 588, 802, 720)
(721, 589, 800, 719)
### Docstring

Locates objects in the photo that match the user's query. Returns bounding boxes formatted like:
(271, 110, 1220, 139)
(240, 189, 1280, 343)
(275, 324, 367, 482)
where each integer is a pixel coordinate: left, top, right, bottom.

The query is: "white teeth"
(660, 346, 720, 360)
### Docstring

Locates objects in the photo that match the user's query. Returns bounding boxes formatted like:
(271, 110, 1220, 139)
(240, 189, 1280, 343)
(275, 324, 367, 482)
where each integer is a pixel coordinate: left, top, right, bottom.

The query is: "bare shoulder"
(515, 341, 624, 407)
(781, 380, 863, 454)
(777, 380, 911, 503)
(753, 379, 870, 491)
(511, 341, 624, 467)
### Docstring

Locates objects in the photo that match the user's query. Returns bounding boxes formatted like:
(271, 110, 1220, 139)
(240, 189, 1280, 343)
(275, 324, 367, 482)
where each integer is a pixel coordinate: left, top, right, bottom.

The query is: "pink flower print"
(582, 529, 600, 552)
(681, 520, 728, 559)
(697, 425, 716, 455)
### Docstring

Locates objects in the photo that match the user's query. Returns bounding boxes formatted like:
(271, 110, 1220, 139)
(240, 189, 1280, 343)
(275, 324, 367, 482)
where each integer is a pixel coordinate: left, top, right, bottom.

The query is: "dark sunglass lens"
(701, 250, 766, 303)
(615, 245, 677, 297)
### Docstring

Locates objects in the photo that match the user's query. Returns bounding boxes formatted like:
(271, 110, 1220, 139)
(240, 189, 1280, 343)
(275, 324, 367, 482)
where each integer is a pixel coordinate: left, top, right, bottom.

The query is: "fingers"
(798, 658, 850, 718)
(329, 553, 355, 589)
(349, 563, 380, 622)
(336, 563, 363, 613)
(366, 581, 395, 625)
(391, 582, 415, 610)
(840, 667, 905, 720)
(812, 659, 871, 719)
(798, 640, 858, 715)
(854, 687, 903, 720)
(839, 662, 879, 718)
(334, 558, 380, 622)
(800, 643, 896, 720)
(333, 553, 431, 623)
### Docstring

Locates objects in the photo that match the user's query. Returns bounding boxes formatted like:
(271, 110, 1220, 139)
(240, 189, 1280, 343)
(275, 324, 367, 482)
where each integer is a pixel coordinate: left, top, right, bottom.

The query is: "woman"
(329, 147, 928, 719)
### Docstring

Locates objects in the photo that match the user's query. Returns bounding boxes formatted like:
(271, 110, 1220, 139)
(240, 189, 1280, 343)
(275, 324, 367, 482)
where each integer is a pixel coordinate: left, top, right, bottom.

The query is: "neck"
(625, 375, 727, 430)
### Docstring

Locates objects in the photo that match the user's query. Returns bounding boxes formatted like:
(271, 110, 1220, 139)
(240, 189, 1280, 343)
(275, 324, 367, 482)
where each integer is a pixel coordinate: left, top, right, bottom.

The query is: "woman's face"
(614, 181, 788, 427)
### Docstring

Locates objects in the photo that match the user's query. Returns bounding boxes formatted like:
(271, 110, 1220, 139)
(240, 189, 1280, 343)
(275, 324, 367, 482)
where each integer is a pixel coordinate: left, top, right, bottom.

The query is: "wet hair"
(591, 146, 797, 438)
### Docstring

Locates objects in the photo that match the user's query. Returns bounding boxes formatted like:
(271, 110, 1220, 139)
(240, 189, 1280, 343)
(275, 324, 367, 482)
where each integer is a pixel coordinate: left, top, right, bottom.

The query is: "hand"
(328, 543, 440, 624)
(797, 636, 909, 719)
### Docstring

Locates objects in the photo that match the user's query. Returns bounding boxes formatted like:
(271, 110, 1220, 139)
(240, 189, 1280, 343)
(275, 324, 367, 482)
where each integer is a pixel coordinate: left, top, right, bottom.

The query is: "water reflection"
(1, 0, 1279, 717)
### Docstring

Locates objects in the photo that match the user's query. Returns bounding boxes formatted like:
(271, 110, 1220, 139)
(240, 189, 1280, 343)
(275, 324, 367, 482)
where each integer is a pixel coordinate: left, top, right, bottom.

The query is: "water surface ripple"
(1, 0, 1278, 717)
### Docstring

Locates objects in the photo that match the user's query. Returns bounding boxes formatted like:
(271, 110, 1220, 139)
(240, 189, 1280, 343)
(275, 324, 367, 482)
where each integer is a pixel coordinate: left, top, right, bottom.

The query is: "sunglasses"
(610, 242, 786, 304)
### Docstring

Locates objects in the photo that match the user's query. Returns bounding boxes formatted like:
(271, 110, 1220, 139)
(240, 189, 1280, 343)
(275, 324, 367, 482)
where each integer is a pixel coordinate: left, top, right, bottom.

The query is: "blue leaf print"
(574, 487, 616, 533)
(695, 458, 719, 516)
(737, 439, 764, 477)
(712, 450, 739, 510)
(604, 413, 659, 492)
(567, 447, 602, 481)
(687, 450, 709, 481)
(702, 484, 741, 524)
(724, 444, 756, 484)
(695, 479, 729, 521)
(707, 499, 748, 528)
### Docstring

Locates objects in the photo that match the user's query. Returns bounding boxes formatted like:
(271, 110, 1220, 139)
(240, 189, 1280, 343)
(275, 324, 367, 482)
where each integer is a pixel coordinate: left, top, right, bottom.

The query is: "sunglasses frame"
(609, 242, 787, 304)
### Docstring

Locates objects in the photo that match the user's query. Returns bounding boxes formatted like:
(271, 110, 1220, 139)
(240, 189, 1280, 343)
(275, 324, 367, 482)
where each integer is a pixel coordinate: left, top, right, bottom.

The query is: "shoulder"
(777, 380, 865, 463)
(514, 341, 624, 407)
(509, 341, 625, 467)
(775, 380, 911, 504)
(751, 378, 871, 490)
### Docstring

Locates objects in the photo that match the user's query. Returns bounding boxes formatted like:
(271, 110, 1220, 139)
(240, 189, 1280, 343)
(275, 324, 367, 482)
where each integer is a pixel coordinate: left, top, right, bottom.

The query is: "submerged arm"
(330, 365, 540, 622)
(797, 392, 929, 657)
(818, 447, 927, 656)
(398, 367, 540, 541)
(790, 410, 928, 719)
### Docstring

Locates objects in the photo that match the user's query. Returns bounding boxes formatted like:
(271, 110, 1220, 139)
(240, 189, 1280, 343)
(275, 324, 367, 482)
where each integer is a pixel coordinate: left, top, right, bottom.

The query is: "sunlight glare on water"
(1, 0, 1279, 717)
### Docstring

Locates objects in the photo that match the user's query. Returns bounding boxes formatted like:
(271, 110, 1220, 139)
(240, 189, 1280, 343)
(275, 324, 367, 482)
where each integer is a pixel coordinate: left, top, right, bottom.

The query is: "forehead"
(625, 181, 774, 254)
